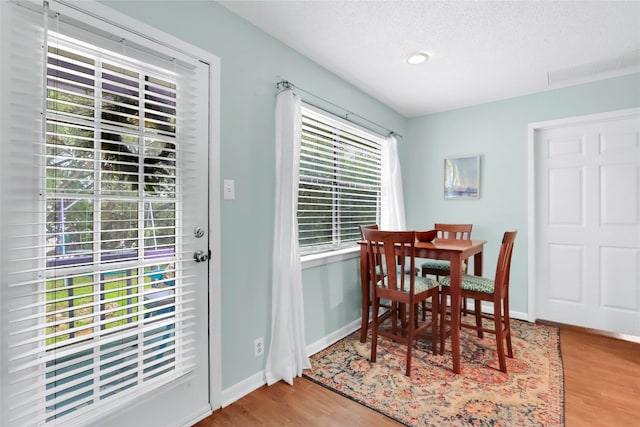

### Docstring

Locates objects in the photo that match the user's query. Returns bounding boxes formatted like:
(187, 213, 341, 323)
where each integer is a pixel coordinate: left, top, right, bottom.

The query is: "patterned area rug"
(304, 318, 563, 426)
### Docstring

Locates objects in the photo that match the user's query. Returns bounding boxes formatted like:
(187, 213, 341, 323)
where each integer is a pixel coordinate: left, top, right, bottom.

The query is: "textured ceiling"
(219, 0, 640, 117)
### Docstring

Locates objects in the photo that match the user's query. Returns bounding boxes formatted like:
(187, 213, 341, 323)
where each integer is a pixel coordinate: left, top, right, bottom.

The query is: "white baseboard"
(306, 318, 361, 356)
(220, 370, 266, 408)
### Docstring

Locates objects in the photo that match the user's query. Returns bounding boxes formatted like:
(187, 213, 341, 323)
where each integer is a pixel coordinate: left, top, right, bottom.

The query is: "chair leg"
(421, 267, 427, 320)
(474, 299, 484, 338)
(406, 308, 414, 376)
(398, 303, 407, 330)
(504, 297, 514, 358)
(370, 298, 379, 363)
(431, 292, 439, 355)
(494, 299, 507, 373)
(360, 301, 370, 343)
(439, 291, 447, 355)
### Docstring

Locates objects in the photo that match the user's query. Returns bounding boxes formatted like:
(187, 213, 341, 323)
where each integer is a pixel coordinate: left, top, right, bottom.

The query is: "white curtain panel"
(265, 89, 311, 385)
(381, 134, 407, 230)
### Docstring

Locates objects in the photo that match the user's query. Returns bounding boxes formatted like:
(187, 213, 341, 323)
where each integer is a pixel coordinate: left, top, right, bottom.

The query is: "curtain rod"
(276, 80, 402, 139)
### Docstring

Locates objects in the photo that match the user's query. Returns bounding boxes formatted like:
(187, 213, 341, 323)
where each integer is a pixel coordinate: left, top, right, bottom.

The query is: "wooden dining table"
(358, 237, 487, 374)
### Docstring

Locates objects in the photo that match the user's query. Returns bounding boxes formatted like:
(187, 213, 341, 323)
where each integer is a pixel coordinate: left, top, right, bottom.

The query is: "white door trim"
(527, 107, 640, 323)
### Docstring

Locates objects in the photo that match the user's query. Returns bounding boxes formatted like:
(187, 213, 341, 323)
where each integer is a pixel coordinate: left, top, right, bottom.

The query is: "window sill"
(301, 246, 360, 269)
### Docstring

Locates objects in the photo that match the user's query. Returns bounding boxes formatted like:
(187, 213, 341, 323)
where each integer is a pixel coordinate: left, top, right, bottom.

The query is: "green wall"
(100, 0, 407, 390)
(402, 73, 640, 314)
(302, 259, 362, 341)
(101, 0, 640, 395)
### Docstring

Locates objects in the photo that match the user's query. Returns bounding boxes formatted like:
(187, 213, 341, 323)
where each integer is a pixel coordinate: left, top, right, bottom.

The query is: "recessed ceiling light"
(407, 51, 430, 65)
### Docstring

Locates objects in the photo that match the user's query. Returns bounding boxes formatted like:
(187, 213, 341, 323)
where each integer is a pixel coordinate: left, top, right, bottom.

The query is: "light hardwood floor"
(194, 326, 640, 427)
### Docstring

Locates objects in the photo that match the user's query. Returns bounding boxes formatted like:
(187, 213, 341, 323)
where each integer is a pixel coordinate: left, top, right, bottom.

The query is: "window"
(42, 33, 182, 416)
(298, 105, 383, 255)
(43, 34, 181, 422)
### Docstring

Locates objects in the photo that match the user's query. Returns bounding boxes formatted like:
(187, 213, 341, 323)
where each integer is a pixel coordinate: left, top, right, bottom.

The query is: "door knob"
(193, 250, 209, 263)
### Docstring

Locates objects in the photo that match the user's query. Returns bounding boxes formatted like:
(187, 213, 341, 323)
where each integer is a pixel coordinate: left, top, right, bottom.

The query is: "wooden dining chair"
(439, 230, 517, 373)
(362, 228, 439, 376)
(359, 224, 392, 339)
(359, 224, 420, 340)
(420, 223, 473, 320)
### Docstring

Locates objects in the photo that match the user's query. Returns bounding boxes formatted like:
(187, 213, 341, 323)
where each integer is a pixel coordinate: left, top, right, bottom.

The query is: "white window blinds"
(0, 2, 206, 425)
(298, 105, 382, 254)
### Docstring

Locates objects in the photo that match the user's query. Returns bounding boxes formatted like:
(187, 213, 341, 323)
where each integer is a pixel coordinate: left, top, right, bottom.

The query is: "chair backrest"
(359, 224, 379, 240)
(362, 228, 417, 301)
(434, 223, 472, 240)
(494, 231, 517, 298)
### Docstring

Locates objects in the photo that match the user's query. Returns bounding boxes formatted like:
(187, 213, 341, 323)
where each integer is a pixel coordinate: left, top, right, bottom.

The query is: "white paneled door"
(533, 109, 640, 337)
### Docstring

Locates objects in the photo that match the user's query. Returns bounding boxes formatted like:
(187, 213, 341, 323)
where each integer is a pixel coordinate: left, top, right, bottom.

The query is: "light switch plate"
(223, 179, 235, 200)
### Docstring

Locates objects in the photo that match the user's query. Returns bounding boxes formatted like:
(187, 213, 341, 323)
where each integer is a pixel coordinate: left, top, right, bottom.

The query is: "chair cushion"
(377, 274, 438, 293)
(421, 260, 467, 272)
(440, 274, 495, 294)
(421, 260, 451, 271)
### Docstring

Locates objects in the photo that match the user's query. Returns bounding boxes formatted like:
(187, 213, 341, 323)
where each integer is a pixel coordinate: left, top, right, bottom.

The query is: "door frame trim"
(526, 107, 640, 323)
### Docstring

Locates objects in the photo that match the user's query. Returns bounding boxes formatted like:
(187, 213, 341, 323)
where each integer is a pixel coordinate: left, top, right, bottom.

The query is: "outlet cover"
(254, 337, 264, 357)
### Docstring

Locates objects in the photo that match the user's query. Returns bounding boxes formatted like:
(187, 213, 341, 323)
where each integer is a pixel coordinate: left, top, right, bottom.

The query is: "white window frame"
(298, 104, 383, 264)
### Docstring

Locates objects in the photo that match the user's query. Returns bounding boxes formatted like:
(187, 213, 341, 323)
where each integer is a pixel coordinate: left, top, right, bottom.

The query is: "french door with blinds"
(0, 1, 217, 426)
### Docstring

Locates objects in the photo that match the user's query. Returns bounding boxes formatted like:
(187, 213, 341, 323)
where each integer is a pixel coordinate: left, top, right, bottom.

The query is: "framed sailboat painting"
(444, 155, 480, 199)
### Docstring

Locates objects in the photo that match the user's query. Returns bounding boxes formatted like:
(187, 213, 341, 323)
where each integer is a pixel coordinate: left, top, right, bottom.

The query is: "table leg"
(450, 256, 462, 374)
(472, 251, 484, 339)
(473, 251, 483, 276)
(359, 244, 369, 343)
